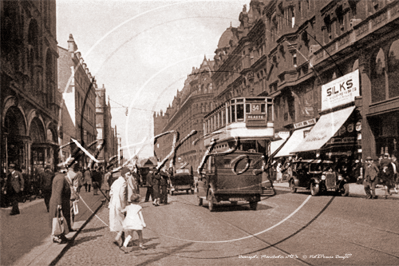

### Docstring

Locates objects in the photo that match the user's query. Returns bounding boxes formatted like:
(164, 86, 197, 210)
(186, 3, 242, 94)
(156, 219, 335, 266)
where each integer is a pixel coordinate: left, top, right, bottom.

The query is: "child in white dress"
(121, 194, 146, 251)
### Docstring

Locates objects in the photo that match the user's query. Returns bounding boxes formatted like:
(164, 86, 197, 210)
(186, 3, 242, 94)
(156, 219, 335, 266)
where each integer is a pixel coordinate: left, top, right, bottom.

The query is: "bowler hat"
(366, 156, 372, 161)
(384, 152, 390, 156)
(9, 163, 15, 169)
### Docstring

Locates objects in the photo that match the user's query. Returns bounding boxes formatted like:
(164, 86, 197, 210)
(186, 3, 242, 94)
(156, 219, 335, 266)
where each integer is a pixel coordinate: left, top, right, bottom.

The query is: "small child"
(121, 194, 146, 252)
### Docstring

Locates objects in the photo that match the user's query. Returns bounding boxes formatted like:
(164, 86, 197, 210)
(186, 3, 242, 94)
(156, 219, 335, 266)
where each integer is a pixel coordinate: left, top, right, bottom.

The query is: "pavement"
(272, 181, 399, 199)
(1, 190, 105, 266)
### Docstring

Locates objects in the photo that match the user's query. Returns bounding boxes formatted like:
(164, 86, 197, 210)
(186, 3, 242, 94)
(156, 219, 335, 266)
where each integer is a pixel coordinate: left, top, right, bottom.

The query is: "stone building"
(153, 57, 215, 171)
(155, 0, 399, 170)
(96, 85, 118, 166)
(1, 0, 60, 175)
(58, 34, 97, 167)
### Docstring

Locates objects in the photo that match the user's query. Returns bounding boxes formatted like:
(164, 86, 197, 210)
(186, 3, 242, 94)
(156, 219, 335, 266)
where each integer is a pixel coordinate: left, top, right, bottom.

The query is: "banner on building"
(321, 69, 359, 111)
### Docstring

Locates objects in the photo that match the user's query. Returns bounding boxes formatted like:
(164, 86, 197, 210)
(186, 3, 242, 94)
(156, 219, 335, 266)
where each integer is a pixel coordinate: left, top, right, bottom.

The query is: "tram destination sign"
(321, 69, 359, 111)
(246, 114, 267, 127)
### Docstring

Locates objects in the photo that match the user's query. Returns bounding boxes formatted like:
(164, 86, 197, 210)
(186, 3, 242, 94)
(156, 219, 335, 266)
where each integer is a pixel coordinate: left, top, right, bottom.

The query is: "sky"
(57, 0, 249, 160)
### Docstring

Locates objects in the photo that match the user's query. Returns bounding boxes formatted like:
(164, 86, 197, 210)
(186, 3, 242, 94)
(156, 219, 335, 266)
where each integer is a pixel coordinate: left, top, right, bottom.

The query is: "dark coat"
(8, 169, 24, 193)
(146, 171, 153, 187)
(40, 169, 55, 192)
(152, 172, 161, 198)
(364, 162, 379, 183)
(49, 173, 71, 231)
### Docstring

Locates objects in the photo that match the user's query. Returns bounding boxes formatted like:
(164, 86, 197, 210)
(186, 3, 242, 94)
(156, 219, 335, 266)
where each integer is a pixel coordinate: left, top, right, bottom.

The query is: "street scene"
(2, 0, 399, 265)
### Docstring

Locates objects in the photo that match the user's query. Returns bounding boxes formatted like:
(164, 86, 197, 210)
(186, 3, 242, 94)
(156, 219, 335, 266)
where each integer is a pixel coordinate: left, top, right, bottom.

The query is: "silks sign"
(321, 69, 359, 111)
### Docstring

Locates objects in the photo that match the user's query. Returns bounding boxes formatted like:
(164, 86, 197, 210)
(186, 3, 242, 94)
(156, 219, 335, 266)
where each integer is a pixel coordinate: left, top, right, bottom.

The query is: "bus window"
(257, 140, 267, 154)
(246, 104, 250, 113)
(261, 104, 266, 113)
(241, 140, 257, 152)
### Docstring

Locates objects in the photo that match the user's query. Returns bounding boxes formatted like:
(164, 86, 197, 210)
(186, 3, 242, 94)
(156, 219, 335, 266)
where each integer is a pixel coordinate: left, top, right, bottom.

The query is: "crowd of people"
(363, 152, 398, 199)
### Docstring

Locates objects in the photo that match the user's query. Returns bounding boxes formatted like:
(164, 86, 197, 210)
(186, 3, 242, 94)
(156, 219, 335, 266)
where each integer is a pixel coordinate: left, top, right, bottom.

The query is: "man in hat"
(40, 166, 55, 212)
(380, 152, 394, 199)
(145, 167, 154, 202)
(363, 156, 379, 199)
(7, 164, 24, 215)
(109, 167, 128, 246)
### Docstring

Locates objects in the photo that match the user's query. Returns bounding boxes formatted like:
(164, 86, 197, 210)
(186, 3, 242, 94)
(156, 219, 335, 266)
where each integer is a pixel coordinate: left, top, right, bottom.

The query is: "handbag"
(52, 207, 69, 236)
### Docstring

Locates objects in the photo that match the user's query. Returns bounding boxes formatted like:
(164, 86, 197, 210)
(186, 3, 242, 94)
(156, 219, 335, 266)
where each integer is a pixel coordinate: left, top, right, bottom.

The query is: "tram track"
(153, 194, 399, 263)
(145, 195, 313, 265)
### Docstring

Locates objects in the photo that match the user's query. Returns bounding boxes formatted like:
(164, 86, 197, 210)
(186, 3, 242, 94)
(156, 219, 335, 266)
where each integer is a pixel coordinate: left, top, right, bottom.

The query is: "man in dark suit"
(7, 164, 24, 215)
(40, 166, 55, 212)
(363, 156, 379, 199)
(145, 168, 154, 202)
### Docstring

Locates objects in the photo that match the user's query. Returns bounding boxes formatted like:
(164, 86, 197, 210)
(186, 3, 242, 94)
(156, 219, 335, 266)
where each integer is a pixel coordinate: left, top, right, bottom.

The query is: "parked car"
(288, 159, 349, 196)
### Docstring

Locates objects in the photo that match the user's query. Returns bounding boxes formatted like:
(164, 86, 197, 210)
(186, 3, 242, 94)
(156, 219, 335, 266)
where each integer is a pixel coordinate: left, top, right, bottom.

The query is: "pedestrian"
(121, 194, 146, 253)
(379, 152, 394, 199)
(109, 167, 128, 247)
(68, 164, 82, 229)
(391, 153, 399, 194)
(92, 166, 102, 195)
(126, 168, 140, 203)
(152, 170, 161, 206)
(84, 168, 92, 192)
(49, 166, 75, 243)
(102, 169, 112, 200)
(144, 168, 154, 202)
(276, 161, 282, 183)
(40, 166, 55, 212)
(160, 170, 168, 204)
(7, 164, 24, 216)
(363, 156, 379, 199)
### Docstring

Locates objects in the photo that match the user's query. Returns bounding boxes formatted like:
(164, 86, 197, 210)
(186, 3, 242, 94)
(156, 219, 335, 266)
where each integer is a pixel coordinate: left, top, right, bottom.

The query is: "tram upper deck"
(203, 97, 274, 147)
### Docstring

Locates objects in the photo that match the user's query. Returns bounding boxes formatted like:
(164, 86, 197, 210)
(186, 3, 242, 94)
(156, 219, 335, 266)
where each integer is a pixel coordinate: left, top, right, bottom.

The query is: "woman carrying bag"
(49, 167, 72, 244)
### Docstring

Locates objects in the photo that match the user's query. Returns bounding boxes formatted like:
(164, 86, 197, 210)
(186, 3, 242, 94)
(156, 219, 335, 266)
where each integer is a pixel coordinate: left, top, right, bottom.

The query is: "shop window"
(388, 40, 399, 98)
(371, 48, 386, 103)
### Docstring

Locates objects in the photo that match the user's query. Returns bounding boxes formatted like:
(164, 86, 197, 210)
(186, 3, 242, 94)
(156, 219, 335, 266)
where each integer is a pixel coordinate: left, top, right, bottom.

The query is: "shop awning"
(291, 106, 356, 153)
(275, 127, 312, 157)
(270, 139, 285, 154)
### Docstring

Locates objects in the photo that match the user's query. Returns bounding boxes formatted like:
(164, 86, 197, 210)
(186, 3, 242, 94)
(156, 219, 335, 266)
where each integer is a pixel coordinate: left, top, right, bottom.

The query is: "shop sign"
(321, 69, 359, 111)
(293, 118, 316, 129)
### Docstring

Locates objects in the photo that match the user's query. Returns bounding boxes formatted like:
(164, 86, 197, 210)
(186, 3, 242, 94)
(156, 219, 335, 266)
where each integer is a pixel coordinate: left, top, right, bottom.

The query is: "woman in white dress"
(109, 167, 128, 246)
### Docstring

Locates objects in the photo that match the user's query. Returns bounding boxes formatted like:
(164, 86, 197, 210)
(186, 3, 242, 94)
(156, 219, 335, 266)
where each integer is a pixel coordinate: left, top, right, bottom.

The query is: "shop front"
(291, 70, 362, 182)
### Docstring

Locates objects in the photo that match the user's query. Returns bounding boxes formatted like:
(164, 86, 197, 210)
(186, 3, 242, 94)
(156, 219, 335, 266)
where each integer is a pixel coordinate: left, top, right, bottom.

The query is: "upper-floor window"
(324, 15, 332, 43)
(290, 7, 295, 28)
(371, 48, 386, 103)
(388, 40, 399, 98)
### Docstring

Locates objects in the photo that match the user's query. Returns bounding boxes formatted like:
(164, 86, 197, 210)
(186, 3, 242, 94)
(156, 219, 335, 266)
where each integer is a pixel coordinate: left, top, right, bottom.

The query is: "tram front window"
(237, 104, 244, 120)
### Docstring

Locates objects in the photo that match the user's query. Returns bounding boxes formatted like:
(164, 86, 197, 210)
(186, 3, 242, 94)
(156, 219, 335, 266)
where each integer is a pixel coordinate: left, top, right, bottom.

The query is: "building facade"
(58, 34, 97, 167)
(154, 0, 399, 171)
(96, 86, 118, 166)
(1, 0, 60, 175)
(154, 57, 215, 171)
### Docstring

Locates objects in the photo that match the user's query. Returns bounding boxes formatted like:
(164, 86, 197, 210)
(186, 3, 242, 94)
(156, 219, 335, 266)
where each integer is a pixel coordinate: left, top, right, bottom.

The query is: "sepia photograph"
(1, 0, 399, 265)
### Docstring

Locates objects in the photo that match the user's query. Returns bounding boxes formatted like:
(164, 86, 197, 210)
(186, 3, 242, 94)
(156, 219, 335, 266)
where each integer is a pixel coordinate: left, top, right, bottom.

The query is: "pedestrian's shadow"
(71, 235, 102, 246)
(81, 226, 106, 233)
(128, 237, 158, 249)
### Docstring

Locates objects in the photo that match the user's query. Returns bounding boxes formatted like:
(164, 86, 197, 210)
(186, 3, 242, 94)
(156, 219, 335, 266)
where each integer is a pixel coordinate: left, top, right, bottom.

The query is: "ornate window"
(388, 40, 399, 99)
(371, 48, 386, 103)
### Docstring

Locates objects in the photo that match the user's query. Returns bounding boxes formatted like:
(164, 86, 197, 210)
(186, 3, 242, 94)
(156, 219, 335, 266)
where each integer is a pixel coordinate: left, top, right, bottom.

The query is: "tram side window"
(237, 103, 244, 120)
(231, 105, 236, 122)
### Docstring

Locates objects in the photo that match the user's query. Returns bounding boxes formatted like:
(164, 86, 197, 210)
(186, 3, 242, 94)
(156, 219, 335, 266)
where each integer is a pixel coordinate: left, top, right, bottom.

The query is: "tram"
(196, 97, 274, 211)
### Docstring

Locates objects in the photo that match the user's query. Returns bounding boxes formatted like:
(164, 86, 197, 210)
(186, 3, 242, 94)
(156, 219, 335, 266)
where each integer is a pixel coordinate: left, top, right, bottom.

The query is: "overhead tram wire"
(108, 97, 155, 115)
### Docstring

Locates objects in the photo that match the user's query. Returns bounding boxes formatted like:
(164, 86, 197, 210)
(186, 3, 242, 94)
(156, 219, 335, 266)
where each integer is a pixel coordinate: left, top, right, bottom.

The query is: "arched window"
(388, 40, 399, 98)
(371, 48, 386, 103)
(352, 59, 359, 71)
(45, 51, 54, 107)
